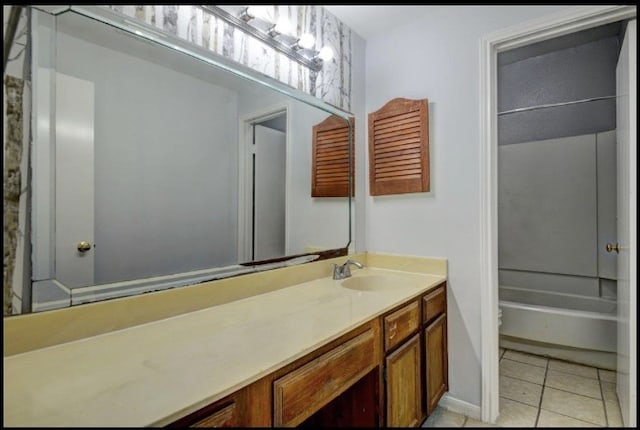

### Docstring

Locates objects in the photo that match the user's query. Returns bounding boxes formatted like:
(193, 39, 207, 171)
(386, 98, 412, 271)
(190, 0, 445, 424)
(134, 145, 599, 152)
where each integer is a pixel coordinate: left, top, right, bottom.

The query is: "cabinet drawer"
(384, 300, 420, 351)
(273, 328, 376, 427)
(192, 402, 236, 428)
(423, 283, 446, 325)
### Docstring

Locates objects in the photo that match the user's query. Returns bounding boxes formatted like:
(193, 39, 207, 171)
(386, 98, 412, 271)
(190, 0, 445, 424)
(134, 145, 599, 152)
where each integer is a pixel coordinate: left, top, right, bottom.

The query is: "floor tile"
(540, 387, 606, 426)
(500, 374, 542, 407)
(537, 409, 598, 427)
(464, 417, 496, 427)
(605, 400, 623, 427)
(503, 349, 548, 368)
(500, 358, 546, 385)
(601, 381, 618, 403)
(422, 405, 466, 427)
(598, 368, 616, 383)
(545, 369, 602, 399)
(495, 397, 538, 427)
(442, 350, 624, 429)
(548, 359, 598, 379)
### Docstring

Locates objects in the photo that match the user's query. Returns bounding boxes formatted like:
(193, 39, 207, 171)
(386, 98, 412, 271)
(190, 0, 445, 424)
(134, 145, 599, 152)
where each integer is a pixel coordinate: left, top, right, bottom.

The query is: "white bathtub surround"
(499, 284, 617, 369)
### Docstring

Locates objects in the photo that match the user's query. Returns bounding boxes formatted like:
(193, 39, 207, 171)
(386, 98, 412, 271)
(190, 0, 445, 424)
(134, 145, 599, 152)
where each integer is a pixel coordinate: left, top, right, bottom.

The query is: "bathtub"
(499, 285, 617, 369)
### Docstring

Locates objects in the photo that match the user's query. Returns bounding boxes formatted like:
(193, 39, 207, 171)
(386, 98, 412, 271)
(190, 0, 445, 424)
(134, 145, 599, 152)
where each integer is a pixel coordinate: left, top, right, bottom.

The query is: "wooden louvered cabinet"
(368, 98, 429, 196)
(311, 115, 355, 197)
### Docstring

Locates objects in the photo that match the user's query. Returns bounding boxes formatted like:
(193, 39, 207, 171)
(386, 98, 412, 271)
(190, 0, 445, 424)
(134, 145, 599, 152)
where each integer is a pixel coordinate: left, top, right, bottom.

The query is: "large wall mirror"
(16, 6, 353, 315)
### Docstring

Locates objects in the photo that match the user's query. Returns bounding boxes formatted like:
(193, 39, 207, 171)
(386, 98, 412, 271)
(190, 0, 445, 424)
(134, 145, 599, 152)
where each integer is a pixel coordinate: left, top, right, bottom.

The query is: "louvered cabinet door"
(368, 98, 429, 196)
(312, 115, 355, 197)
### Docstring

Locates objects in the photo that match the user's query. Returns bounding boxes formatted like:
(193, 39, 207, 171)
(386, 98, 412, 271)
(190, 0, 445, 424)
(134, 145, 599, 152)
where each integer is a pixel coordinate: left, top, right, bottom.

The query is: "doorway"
(495, 21, 624, 427)
(479, 6, 636, 425)
(238, 107, 289, 262)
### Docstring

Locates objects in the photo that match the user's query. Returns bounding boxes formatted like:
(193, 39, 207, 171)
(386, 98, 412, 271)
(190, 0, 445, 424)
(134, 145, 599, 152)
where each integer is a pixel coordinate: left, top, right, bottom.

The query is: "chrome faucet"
(332, 259, 364, 280)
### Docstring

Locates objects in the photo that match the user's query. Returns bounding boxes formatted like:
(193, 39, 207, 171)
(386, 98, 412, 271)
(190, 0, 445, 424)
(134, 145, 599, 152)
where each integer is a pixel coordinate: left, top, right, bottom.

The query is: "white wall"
(350, 30, 367, 253)
(240, 28, 367, 256)
(56, 31, 239, 284)
(363, 5, 573, 407)
(236, 88, 352, 255)
(288, 102, 351, 254)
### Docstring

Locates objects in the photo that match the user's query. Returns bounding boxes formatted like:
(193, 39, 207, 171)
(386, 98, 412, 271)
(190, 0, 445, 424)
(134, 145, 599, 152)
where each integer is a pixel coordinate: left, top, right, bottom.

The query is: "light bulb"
(246, 6, 270, 22)
(317, 46, 334, 62)
(273, 16, 292, 36)
(297, 33, 315, 50)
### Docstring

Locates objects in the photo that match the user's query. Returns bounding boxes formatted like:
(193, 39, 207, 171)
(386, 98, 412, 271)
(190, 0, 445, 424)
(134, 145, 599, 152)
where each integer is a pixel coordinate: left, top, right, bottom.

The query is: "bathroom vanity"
(3, 254, 447, 427)
(171, 279, 447, 428)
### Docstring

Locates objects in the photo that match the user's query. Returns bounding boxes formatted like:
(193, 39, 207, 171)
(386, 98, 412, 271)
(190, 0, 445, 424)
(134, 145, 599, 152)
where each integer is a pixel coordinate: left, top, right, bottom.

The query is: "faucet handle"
(332, 263, 342, 280)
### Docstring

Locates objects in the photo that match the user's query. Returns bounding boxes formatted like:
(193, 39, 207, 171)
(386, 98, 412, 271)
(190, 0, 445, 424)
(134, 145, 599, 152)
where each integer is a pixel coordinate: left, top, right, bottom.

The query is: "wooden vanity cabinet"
(383, 299, 423, 427)
(423, 282, 448, 416)
(167, 282, 448, 428)
(273, 326, 378, 426)
(168, 394, 239, 427)
(383, 282, 449, 427)
(167, 320, 382, 428)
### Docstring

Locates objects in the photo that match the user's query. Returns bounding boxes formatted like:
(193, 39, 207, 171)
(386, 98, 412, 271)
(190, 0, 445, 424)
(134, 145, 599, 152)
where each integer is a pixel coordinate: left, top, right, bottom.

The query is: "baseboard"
(438, 393, 482, 421)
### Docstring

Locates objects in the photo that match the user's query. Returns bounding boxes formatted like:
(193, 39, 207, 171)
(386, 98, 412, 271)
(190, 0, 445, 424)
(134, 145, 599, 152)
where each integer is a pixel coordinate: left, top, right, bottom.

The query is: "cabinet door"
(425, 313, 448, 415)
(386, 333, 422, 427)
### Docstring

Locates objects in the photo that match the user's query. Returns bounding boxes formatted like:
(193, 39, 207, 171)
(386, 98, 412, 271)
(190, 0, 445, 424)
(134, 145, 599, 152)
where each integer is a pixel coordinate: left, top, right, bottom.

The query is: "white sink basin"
(341, 275, 408, 292)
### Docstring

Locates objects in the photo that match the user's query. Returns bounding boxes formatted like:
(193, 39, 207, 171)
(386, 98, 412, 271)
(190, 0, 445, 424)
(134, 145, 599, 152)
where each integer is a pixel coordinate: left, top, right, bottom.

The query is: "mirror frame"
(28, 5, 354, 313)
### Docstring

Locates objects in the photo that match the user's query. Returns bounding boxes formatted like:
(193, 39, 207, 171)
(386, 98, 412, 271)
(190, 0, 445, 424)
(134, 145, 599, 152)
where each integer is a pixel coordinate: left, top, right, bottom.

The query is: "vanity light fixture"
(294, 33, 315, 50)
(240, 5, 270, 22)
(314, 46, 334, 63)
(201, 5, 332, 72)
(269, 16, 293, 38)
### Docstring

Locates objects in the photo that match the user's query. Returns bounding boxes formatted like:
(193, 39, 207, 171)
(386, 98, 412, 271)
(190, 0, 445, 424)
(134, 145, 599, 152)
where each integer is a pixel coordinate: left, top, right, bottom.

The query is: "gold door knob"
(77, 241, 92, 253)
(606, 243, 620, 253)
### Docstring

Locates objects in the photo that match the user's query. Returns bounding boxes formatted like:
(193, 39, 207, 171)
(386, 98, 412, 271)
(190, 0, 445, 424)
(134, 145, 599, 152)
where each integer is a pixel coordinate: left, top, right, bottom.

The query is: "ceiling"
(323, 5, 432, 41)
(326, 6, 624, 62)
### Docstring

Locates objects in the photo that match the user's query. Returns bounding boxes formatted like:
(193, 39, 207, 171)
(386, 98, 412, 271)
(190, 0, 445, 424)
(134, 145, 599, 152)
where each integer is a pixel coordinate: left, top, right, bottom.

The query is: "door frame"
(479, 5, 637, 423)
(237, 103, 291, 262)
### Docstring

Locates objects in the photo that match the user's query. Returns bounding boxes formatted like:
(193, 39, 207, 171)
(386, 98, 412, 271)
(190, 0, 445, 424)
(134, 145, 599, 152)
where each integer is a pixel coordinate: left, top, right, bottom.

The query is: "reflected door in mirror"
(253, 124, 286, 261)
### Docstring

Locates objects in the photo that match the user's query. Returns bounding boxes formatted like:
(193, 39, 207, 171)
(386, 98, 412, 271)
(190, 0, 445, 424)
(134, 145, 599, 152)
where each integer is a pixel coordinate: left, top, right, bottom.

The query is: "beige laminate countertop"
(3, 267, 445, 427)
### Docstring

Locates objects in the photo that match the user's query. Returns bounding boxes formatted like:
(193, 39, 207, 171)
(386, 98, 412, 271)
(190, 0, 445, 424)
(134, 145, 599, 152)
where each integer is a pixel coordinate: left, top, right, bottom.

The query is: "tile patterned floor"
(423, 348, 624, 427)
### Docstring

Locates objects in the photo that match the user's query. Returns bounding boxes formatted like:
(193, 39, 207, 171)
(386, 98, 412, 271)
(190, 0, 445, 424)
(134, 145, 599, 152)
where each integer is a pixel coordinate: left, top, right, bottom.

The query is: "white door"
(253, 124, 286, 261)
(54, 72, 95, 288)
(615, 19, 636, 428)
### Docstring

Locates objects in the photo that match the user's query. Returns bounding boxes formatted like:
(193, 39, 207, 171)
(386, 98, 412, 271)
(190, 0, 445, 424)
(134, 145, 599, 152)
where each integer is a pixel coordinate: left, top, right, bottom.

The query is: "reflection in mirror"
(8, 7, 353, 316)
